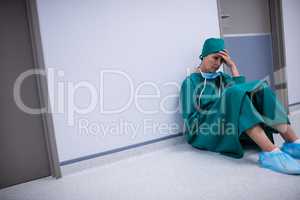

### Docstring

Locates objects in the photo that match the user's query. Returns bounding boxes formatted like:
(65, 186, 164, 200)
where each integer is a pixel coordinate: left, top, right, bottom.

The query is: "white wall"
(36, 0, 220, 162)
(282, 0, 300, 105)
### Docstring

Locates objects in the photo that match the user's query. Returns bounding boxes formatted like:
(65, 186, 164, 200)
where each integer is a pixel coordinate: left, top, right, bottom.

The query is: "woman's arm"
(217, 50, 240, 77)
(229, 65, 240, 77)
(218, 49, 246, 85)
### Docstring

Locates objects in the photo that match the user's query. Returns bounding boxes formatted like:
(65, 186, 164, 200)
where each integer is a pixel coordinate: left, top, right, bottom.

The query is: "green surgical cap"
(199, 38, 225, 60)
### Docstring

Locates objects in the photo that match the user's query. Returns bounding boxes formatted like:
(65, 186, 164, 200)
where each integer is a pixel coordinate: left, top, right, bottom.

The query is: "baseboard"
(61, 135, 185, 176)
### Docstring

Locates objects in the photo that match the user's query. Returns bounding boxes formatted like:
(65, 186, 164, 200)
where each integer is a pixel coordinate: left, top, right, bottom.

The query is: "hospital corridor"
(1, 0, 300, 200)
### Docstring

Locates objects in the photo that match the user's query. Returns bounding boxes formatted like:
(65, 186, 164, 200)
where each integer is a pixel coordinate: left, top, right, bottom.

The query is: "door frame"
(268, 0, 289, 112)
(216, 0, 290, 113)
(25, 0, 61, 178)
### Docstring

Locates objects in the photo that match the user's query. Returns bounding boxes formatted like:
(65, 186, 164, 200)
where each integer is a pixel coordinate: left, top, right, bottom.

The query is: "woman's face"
(202, 53, 223, 72)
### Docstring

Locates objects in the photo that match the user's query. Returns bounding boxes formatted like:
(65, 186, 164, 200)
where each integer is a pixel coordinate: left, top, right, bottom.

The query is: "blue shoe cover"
(258, 150, 300, 175)
(281, 142, 300, 159)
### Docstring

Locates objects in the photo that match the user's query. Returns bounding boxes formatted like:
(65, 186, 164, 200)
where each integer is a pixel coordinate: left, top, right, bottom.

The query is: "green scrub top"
(179, 71, 290, 158)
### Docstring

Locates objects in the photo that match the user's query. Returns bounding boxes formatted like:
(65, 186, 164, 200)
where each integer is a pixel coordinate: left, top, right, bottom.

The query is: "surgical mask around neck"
(200, 71, 221, 79)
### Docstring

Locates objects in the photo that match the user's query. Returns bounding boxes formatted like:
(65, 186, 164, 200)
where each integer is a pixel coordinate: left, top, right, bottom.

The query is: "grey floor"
(1, 109, 300, 200)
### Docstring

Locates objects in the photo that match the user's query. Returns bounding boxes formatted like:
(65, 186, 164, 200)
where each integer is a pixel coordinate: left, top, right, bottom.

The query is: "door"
(218, 0, 289, 110)
(0, 0, 51, 189)
(218, 0, 274, 85)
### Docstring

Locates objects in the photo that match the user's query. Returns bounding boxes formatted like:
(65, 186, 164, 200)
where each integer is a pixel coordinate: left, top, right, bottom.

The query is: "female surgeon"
(180, 37, 300, 175)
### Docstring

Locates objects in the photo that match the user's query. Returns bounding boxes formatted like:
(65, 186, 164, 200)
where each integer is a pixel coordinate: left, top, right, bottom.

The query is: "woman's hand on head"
(216, 49, 237, 69)
(217, 50, 240, 76)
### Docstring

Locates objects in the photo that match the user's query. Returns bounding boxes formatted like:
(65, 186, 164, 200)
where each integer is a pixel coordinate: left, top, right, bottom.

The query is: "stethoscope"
(198, 70, 223, 109)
